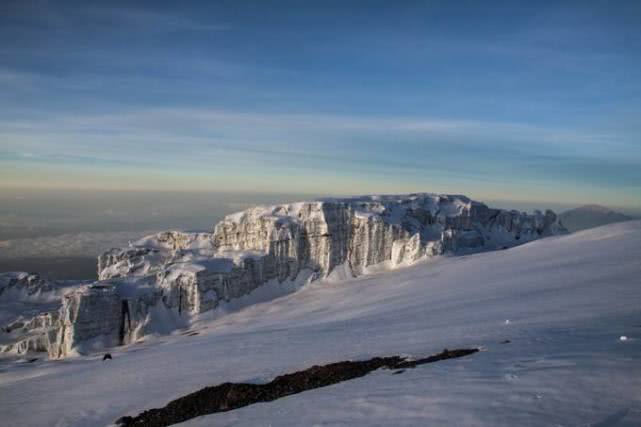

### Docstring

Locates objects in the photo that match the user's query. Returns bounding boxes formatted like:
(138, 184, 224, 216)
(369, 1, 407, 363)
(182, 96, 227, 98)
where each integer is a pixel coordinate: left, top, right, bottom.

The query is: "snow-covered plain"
(1, 221, 640, 426)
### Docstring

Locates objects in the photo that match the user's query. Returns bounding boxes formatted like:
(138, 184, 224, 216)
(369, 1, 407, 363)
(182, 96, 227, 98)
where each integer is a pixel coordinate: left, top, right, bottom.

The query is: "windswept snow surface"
(1, 221, 640, 426)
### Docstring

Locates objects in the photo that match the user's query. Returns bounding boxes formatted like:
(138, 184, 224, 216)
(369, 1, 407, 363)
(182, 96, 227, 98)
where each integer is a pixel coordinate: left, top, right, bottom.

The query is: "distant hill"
(559, 204, 635, 232)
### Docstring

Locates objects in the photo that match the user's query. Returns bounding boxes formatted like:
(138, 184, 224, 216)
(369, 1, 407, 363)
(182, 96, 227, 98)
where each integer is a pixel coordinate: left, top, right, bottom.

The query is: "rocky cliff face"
(1, 194, 567, 359)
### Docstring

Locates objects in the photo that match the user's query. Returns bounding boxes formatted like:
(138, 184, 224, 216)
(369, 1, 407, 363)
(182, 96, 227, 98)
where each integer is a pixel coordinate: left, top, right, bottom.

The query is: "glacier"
(1, 193, 567, 359)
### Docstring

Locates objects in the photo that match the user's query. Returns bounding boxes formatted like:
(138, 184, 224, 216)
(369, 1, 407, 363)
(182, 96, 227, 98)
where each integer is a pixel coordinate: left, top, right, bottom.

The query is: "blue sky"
(1, 0, 640, 209)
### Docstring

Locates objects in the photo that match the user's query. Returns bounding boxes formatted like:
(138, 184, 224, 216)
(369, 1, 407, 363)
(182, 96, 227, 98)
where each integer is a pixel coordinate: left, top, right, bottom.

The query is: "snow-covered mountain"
(0, 194, 566, 359)
(559, 204, 634, 232)
(0, 218, 639, 426)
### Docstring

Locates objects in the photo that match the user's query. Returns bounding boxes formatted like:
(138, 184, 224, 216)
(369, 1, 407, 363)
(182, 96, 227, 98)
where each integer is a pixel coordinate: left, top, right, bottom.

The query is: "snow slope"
(0, 221, 640, 427)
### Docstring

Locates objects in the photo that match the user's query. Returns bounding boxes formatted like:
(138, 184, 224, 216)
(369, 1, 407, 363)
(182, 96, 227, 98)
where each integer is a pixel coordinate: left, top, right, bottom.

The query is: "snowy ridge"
(2, 193, 566, 358)
(559, 204, 635, 232)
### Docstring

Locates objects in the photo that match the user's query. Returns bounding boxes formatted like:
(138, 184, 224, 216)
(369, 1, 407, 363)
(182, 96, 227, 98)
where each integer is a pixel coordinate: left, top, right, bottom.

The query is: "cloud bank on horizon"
(1, 0, 640, 208)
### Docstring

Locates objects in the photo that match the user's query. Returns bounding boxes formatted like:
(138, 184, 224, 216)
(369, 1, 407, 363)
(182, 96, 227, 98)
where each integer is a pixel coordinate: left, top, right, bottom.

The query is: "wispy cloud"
(82, 7, 230, 33)
(1, 107, 626, 156)
(2, 108, 639, 199)
(2, 1, 230, 33)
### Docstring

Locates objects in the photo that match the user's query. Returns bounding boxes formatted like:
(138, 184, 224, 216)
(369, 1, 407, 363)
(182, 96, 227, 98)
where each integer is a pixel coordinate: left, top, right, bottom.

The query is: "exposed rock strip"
(116, 348, 479, 427)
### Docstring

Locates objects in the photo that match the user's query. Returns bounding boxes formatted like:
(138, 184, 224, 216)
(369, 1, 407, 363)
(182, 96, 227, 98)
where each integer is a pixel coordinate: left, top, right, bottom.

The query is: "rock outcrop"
(1, 193, 567, 358)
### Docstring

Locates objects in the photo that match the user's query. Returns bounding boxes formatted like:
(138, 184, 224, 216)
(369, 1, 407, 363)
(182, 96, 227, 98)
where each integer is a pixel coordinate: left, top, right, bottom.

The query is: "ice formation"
(1, 193, 566, 358)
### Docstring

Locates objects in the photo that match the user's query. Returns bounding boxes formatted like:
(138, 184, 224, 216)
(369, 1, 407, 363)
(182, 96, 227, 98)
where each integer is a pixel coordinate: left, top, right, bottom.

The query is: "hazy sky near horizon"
(1, 1, 640, 208)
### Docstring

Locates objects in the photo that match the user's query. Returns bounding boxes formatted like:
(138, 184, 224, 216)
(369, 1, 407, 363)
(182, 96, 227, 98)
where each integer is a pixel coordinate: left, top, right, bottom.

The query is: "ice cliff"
(1, 193, 566, 358)
(0, 272, 86, 356)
